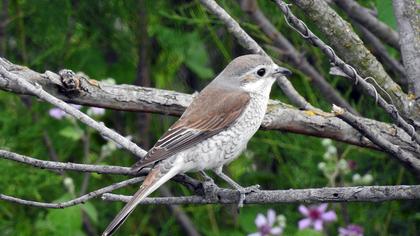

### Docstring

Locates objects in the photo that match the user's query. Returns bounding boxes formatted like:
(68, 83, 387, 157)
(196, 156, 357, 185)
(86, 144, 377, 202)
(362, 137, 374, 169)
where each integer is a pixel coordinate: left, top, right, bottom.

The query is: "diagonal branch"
(353, 21, 407, 81)
(334, 0, 400, 50)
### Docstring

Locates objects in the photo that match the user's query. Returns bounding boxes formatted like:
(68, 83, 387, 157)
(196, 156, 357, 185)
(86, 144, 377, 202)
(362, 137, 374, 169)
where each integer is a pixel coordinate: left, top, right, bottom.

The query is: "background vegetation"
(0, 0, 418, 235)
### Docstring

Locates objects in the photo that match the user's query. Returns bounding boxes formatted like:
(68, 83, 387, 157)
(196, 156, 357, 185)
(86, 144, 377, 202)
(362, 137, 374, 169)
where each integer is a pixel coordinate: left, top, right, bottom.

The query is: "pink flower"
(48, 105, 82, 120)
(49, 108, 66, 119)
(298, 203, 337, 231)
(339, 224, 364, 236)
(248, 209, 283, 236)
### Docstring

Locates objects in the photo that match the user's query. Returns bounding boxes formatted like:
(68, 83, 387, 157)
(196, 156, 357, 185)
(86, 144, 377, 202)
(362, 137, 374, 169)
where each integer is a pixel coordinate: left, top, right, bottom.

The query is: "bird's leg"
(199, 171, 219, 201)
(213, 167, 260, 208)
(200, 170, 215, 184)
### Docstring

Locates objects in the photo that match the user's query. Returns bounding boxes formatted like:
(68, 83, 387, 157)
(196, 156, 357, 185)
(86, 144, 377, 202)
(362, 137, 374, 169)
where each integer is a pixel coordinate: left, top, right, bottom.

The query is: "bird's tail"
(102, 165, 179, 236)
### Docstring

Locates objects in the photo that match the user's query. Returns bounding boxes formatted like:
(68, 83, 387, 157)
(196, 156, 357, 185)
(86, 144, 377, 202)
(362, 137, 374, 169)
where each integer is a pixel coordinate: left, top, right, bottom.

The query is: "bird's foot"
(235, 184, 260, 208)
(201, 177, 220, 202)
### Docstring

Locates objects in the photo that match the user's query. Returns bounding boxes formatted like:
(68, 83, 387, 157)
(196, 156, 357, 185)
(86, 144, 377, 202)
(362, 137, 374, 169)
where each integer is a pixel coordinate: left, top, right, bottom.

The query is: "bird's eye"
(257, 68, 266, 77)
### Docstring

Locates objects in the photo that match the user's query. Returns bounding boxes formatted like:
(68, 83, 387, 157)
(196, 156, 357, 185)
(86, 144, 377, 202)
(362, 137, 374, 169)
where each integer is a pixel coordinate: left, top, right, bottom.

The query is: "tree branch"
(3, 184, 419, 207)
(334, 0, 400, 50)
(393, 0, 420, 98)
(353, 21, 407, 82)
(0, 58, 418, 155)
(102, 185, 420, 204)
(0, 149, 137, 175)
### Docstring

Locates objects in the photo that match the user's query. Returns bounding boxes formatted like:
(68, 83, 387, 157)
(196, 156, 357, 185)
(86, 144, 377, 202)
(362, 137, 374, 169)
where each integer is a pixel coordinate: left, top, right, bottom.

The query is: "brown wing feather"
(131, 86, 250, 171)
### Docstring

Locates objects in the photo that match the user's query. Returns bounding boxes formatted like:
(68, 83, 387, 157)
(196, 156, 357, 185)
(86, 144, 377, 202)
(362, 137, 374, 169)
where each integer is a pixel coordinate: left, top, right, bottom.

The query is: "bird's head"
(214, 54, 291, 96)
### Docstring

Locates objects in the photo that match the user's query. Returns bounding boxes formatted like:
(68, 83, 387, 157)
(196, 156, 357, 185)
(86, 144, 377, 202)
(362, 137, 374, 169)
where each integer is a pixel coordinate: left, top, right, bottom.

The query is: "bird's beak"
(273, 66, 292, 77)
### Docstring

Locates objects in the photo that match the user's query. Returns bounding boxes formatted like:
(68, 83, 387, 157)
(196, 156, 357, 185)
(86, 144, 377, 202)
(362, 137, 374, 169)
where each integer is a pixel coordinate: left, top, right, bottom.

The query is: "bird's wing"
(132, 87, 250, 171)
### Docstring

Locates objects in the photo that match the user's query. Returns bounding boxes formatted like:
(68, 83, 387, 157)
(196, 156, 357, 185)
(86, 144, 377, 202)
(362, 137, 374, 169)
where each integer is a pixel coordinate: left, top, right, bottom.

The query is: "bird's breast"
(178, 94, 269, 172)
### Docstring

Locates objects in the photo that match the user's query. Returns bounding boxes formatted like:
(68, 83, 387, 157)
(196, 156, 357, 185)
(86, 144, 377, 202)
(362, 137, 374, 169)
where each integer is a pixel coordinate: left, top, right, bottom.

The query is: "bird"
(102, 54, 291, 236)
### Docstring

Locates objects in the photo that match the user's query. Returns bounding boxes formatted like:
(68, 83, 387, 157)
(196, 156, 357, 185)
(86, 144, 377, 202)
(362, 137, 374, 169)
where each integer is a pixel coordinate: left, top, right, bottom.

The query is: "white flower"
(352, 173, 361, 183)
(277, 214, 287, 228)
(323, 152, 334, 161)
(327, 146, 337, 156)
(318, 162, 326, 170)
(63, 177, 75, 195)
(321, 139, 332, 147)
(362, 174, 373, 184)
(337, 159, 349, 172)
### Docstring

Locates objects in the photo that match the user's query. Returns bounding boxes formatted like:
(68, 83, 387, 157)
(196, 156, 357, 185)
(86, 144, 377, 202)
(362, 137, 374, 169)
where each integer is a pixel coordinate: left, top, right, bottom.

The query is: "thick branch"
(3, 185, 419, 207)
(199, 0, 314, 110)
(334, 0, 400, 50)
(102, 185, 420, 204)
(287, 0, 419, 123)
(393, 0, 420, 98)
(353, 21, 407, 81)
(240, 0, 357, 114)
(0, 59, 418, 155)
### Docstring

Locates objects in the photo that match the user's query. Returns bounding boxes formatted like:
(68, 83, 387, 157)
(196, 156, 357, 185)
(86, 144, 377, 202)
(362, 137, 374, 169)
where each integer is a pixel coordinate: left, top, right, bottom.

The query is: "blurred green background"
(0, 0, 418, 235)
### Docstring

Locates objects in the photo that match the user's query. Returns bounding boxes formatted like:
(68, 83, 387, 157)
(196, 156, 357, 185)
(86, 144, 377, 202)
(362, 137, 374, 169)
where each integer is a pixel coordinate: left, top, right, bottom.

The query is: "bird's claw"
(236, 184, 260, 208)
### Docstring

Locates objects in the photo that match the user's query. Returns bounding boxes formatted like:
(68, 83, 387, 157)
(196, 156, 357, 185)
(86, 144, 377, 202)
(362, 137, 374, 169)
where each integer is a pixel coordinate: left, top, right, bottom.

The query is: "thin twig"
(0, 177, 144, 208)
(0, 149, 202, 190)
(0, 149, 137, 175)
(334, 0, 400, 49)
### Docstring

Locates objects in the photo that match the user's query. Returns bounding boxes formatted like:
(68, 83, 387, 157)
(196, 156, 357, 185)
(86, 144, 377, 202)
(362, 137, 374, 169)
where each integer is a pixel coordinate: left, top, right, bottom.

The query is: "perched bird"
(102, 54, 291, 236)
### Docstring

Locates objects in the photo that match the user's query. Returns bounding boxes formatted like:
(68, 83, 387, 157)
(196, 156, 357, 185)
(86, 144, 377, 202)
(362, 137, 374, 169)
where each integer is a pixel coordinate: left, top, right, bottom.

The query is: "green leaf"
(81, 202, 98, 224)
(376, 0, 397, 29)
(295, 229, 324, 236)
(59, 126, 83, 141)
(35, 194, 84, 236)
